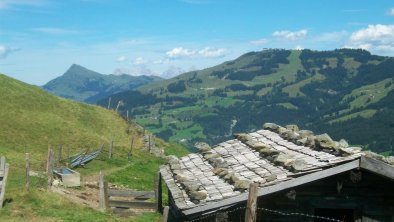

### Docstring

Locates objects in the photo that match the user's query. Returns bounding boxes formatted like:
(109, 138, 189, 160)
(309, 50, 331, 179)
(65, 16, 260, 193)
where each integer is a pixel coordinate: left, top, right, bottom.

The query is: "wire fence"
(186, 206, 344, 222)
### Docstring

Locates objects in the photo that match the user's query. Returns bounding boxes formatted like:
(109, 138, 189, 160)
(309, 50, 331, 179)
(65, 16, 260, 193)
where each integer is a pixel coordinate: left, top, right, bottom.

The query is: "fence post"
(108, 139, 113, 159)
(148, 135, 151, 152)
(245, 183, 258, 222)
(46, 144, 51, 173)
(155, 172, 163, 213)
(99, 171, 109, 211)
(47, 145, 54, 189)
(107, 97, 111, 109)
(128, 137, 134, 161)
(25, 153, 30, 192)
(47, 146, 55, 189)
(58, 144, 63, 164)
(0, 163, 9, 208)
(163, 206, 170, 222)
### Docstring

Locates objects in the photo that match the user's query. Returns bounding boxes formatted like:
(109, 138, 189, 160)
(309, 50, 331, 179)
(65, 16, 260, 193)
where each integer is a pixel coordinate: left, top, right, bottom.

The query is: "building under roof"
(160, 123, 394, 222)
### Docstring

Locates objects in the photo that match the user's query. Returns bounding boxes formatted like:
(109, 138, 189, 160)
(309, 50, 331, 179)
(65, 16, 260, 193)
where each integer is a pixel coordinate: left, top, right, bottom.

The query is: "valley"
(98, 49, 394, 154)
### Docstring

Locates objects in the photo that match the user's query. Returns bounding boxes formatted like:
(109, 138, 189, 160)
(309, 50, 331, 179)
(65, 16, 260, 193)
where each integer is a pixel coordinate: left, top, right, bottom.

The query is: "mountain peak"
(63, 64, 97, 77)
(43, 64, 161, 103)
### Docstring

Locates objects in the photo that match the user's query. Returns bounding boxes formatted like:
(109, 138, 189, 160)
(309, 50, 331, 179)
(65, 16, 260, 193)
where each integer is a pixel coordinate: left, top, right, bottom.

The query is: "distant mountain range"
(98, 49, 394, 154)
(43, 64, 162, 103)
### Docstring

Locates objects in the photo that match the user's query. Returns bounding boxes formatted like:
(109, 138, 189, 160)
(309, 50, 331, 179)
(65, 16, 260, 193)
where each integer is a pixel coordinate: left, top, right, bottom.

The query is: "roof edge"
(183, 159, 360, 216)
(360, 156, 394, 180)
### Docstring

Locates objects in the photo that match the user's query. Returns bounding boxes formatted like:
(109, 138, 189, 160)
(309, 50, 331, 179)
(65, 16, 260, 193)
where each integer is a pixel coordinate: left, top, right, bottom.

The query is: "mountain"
(98, 49, 394, 154)
(43, 64, 162, 103)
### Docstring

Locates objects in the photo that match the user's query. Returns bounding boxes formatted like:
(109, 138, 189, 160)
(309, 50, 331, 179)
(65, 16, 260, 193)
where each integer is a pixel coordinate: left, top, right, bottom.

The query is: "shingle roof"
(160, 123, 393, 212)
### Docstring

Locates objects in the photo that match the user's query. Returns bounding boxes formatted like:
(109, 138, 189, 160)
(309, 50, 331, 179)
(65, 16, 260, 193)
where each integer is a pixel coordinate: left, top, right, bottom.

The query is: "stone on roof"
(160, 122, 392, 212)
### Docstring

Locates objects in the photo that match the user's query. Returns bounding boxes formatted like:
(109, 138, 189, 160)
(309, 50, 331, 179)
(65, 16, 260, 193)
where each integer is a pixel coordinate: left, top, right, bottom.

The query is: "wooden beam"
(108, 189, 155, 199)
(163, 206, 170, 222)
(245, 183, 258, 222)
(360, 156, 394, 180)
(108, 200, 157, 209)
(0, 163, 9, 208)
(183, 160, 360, 216)
(156, 172, 163, 213)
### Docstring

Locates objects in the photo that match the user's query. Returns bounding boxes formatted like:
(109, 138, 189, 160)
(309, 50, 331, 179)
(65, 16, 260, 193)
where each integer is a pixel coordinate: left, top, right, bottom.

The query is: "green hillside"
(99, 49, 394, 154)
(0, 74, 168, 221)
(43, 64, 161, 103)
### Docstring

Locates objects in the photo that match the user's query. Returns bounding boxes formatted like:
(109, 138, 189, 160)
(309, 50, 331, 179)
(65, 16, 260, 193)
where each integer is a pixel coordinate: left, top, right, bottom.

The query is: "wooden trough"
(0, 156, 10, 208)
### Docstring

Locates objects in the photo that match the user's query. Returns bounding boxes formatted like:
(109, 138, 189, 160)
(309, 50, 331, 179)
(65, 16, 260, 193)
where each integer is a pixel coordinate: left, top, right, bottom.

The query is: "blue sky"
(0, 0, 393, 85)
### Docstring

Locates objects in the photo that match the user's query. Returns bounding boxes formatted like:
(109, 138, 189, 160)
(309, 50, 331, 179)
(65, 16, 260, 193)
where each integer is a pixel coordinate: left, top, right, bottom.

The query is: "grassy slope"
(0, 74, 168, 221)
(106, 49, 394, 154)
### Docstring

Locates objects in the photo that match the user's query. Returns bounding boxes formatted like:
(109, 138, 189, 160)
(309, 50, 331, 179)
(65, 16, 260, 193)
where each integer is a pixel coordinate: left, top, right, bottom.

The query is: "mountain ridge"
(98, 48, 394, 154)
(43, 64, 162, 103)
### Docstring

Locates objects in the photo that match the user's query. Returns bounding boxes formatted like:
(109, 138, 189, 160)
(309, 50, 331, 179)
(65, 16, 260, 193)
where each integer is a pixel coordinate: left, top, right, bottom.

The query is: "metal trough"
(53, 167, 80, 187)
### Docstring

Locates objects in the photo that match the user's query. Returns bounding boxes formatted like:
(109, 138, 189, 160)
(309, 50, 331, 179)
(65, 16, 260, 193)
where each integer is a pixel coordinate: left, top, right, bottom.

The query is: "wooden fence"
(99, 172, 163, 216)
(0, 156, 10, 208)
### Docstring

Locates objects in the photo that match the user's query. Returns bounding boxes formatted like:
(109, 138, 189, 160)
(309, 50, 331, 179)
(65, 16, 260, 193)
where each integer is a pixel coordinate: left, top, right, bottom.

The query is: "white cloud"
(272, 29, 308, 41)
(113, 65, 158, 76)
(0, 45, 19, 59)
(116, 56, 127, 62)
(344, 24, 394, 54)
(314, 31, 348, 42)
(133, 57, 147, 65)
(197, 47, 226, 58)
(294, 45, 304, 50)
(166, 47, 196, 58)
(250, 38, 269, 45)
(153, 59, 171, 64)
(166, 47, 227, 58)
(161, 66, 185, 79)
(388, 8, 394, 16)
(32, 27, 79, 35)
(0, 0, 47, 10)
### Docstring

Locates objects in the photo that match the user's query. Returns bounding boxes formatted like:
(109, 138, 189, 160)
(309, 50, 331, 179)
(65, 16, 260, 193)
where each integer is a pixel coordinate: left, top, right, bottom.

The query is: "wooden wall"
(180, 169, 394, 222)
(248, 169, 394, 222)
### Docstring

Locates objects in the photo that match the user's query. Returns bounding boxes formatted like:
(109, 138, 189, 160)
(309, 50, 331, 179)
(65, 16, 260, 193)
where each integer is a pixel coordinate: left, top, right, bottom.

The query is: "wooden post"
(25, 153, 30, 192)
(115, 100, 122, 113)
(47, 146, 54, 189)
(126, 110, 129, 121)
(128, 137, 134, 161)
(162, 206, 170, 222)
(0, 163, 9, 208)
(58, 144, 63, 164)
(107, 97, 111, 109)
(148, 135, 151, 152)
(46, 144, 52, 173)
(99, 171, 109, 211)
(66, 146, 70, 167)
(108, 139, 113, 159)
(245, 183, 258, 222)
(155, 172, 163, 213)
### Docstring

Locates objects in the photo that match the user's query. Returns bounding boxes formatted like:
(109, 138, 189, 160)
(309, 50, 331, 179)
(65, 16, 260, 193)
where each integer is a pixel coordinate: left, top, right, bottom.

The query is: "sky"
(0, 0, 394, 85)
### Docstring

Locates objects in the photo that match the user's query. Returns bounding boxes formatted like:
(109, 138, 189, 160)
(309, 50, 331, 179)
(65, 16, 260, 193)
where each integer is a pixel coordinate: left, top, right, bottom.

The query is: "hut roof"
(160, 123, 394, 216)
